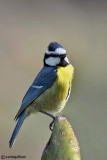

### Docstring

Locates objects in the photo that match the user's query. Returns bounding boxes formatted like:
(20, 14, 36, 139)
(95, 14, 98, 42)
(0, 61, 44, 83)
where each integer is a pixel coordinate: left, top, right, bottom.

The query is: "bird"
(9, 42, 74, 148)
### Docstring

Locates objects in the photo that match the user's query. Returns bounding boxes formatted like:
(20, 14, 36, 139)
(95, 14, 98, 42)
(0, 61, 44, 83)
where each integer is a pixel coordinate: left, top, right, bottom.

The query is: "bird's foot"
(39, 110, 56, 131)
(49, 116, 56, 131)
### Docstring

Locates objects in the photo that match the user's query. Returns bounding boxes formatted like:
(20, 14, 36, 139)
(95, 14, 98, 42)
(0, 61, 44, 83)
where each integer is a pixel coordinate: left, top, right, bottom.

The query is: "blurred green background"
(0, 0, 107, 159)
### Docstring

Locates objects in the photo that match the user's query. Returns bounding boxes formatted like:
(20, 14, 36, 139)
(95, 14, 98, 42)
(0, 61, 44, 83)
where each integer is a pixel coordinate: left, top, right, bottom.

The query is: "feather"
(9, 111, 25, 148)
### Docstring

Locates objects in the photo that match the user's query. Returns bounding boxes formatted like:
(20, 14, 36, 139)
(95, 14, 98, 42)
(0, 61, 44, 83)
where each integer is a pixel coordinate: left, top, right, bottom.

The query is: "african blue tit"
(9, 42, 74, 148)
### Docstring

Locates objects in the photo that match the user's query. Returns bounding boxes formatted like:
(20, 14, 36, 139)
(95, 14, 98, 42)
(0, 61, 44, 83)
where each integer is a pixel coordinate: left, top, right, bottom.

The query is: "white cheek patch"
(45, 57, 60, 66)
(45, 47, 66, 55)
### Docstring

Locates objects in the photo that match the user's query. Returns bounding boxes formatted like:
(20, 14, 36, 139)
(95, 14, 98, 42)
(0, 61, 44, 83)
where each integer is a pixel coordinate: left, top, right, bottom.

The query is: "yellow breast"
(27, 64, 74, 115)
(56, 64, 74, 103)
(41, 64, 74, 113)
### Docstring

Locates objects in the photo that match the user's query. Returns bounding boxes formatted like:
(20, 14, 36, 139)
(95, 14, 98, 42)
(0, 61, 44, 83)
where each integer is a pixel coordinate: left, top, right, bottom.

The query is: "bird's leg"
(39, 110, 56, 131)
(39, 110, 55, 118)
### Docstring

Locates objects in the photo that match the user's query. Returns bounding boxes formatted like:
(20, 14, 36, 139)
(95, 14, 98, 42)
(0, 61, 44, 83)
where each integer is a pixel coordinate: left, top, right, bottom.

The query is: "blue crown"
(48, 42, 64, 52)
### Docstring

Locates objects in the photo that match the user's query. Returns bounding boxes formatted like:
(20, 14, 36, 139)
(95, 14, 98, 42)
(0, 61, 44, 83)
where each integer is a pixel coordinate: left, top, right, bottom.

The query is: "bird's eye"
(59, 54, 66, 58)
(51, 53, 55, 57)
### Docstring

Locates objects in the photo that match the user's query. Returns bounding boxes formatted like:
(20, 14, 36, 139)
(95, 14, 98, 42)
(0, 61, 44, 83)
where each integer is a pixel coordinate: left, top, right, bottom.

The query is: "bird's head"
(44, 42, 69, 67)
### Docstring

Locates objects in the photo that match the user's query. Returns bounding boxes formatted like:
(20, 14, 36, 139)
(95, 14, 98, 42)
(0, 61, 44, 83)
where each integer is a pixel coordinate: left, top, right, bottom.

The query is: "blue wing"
(15, 67, 57, 120)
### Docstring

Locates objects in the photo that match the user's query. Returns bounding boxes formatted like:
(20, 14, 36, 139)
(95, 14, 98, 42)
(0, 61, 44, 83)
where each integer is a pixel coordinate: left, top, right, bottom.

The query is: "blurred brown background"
(0, 0, 107, 159)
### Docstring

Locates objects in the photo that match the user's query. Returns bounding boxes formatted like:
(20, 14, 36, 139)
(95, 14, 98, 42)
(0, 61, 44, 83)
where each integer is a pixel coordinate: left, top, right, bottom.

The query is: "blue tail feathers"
(9, 111, 25, 148)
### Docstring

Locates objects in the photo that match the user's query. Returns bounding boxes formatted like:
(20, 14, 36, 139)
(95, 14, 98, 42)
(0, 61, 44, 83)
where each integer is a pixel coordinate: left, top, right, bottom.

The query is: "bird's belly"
(27, 80, 69, 115)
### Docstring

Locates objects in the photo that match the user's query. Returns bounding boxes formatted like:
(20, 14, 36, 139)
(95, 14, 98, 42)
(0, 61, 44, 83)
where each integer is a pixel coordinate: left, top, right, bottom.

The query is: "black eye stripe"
(45, 53, 66, 58)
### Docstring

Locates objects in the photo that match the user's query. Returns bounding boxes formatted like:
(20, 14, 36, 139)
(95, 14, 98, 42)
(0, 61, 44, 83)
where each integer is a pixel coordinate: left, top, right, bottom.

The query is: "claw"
(49, 117, 55, 131)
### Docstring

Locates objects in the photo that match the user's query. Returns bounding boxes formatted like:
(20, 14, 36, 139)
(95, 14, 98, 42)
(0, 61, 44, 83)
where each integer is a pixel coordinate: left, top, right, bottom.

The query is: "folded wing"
(15, 67, 57, 120)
